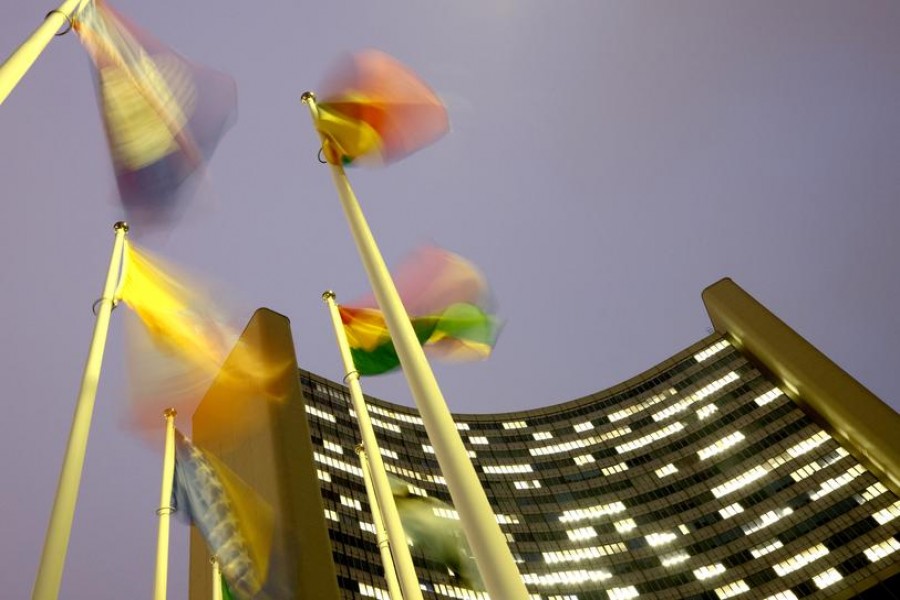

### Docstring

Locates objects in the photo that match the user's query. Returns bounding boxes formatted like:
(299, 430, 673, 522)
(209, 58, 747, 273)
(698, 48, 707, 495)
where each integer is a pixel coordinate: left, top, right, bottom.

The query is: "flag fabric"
(117, 240, 236, 387)
(341, 246, 501, 375)
(316, 49, 449, 166)
(389, 475, 483, 590)
(173, 429, 275, 599)
(118, 242, 285, 429)
(74, 0, 237, 229)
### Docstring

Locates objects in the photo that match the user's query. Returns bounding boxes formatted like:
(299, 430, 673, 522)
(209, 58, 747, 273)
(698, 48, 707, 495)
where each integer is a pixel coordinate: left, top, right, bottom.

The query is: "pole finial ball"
(301, 91, 316, 104)
(163, 408, 177, 419)
(322, 290, 336, 302)
(114, 221, 129, 232)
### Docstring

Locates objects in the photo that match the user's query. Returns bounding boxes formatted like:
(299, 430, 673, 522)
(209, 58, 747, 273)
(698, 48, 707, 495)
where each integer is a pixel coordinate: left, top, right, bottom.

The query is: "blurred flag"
(341, 246, 501, 375)
(118, 240, 235, 380)
(316, 49, 448, 166)
(74, 1, 237, 229)
(173, 429, 274, 599)
(389, 475, 483, 590)
(118, 242, 287, 430)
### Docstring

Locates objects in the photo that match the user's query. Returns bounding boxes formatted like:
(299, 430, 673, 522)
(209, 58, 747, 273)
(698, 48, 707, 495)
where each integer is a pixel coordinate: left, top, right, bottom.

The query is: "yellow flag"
(118, 241, 234, 372)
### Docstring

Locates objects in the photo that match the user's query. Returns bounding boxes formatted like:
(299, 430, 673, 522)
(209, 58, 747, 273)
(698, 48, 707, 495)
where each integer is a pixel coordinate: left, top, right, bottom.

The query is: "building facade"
(192, 281, 900, 599)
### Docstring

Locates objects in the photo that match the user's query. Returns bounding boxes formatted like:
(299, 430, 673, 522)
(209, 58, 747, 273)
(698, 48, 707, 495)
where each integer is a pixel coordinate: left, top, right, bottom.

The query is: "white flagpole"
(323, 291, 419, 600)
(303, 94, 529, 599)
(210, 557, 223, 600)
(33, 221, 129, 600)
(0, 0, 91, 105)
(356, 445, 403, 600)
(153, 409, 177, 600)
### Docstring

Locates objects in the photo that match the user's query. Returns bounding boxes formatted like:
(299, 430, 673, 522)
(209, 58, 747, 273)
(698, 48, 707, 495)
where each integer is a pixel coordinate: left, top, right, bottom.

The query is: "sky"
(1, 1, 899, 597)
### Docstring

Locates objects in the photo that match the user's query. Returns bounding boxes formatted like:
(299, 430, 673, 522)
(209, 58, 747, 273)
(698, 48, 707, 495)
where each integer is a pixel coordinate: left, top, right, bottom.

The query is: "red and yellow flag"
(316, 50, 449, 166)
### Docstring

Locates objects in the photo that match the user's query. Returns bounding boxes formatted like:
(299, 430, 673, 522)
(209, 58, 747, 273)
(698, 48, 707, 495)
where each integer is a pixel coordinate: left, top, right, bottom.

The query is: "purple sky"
(2, 1, 899, 597)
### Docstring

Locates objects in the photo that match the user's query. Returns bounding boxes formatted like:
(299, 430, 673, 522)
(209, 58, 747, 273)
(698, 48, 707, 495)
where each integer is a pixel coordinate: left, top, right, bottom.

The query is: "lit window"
(513, 480, 542, 490)
(616, 422, 685, 454)
(314, 452, 363, 478)
(533, 431, 553, 440)
(856, 482, 888, 504)
(719, 502, 744, 519)
(349, 410, 402, 433)
(872, 500, 900, 524)
(340, 495, 362, 510)
(696, 404, 719, 420)
(812, 568, 842, 589)
(715, 580, 749, 599)
(607, 587, 638, 600)
(358, 582, 391, 600)
(455, 422, 470, 430)
(864, 537, 900, 562)
(304, 405, 336, 423)
(495, 513, 521, 525)
(753, 389, 782, 406)
(653, 372, 739, 422)
(503, 421, 528, 430)
(521, 569, 612, 586)
(323, 440, 343, 455)
(773, 544, 828, 576)
(365, 403, 424, 426)
(646, 532, 677, 547)
(655, 465, 678, 480)
(531, 427, 631, 457)
(483, 464, 534, 475)
(786, 431, 829, 457)
(608, 389, 673, 422)
(660, 552, 689, 566)
(678, 523, 691, 535)
(809, 465, 865, 501)
(694, 340, 729, 362)
(468, 436, 489, 445)
(422, 444, 435, 454)
(712, 465, 768, 498)
(324, 509, 339, 522)
(574, 421, 594, 433)
(762, 592, 798, 600)
(615, 519, 636, 533)
(742, 507, 792, 535)
(543, 544, 626, 564)
(316, 469, 331, 482)
(359, 521, 377, 535)
(698, 432, 745, 460)
(601, 462, 629, 476)
(566, 526, 597, 541)
(694, 564, 726, 580)
(750, 540, 783, 558)
(379, 448, 399, 460)
(574, 454, 595, 466)
(433, 507, 459, 520)
(559, 502, 626, 523)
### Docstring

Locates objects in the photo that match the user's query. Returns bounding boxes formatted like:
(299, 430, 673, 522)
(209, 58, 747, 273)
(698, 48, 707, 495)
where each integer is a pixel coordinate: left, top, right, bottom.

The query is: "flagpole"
(323, 291, 421, 600)
(153, 408, 177, 600)
(32, 221, 128, 600)
(356, 444, 403, 600)
(0, 0, 90, 105)
(304, 94, 529, 600)
(210, 558, 222, 600)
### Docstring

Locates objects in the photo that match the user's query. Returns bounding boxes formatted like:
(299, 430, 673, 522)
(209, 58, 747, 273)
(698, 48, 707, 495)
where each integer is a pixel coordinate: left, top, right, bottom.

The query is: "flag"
(117, 240, 236, 387)
(173, 429, 275, 599)
(389, 475, 483, 590)
(118, 242, 288, 429)
(341, 246, 501, 375)
(316, 49, 449, 166)
(74, 1, 237, 229)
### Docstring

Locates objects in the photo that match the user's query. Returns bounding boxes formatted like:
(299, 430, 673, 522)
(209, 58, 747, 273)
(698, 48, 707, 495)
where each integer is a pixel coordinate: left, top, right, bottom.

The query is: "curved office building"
(190, 280, 900, 599)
